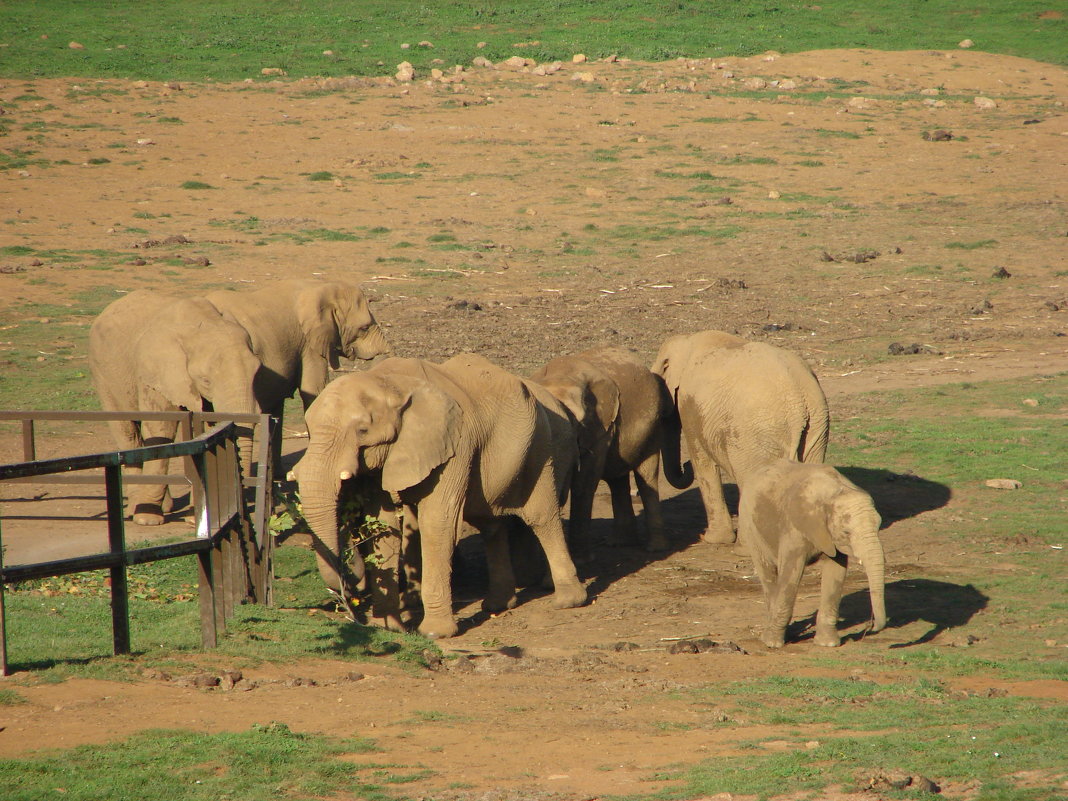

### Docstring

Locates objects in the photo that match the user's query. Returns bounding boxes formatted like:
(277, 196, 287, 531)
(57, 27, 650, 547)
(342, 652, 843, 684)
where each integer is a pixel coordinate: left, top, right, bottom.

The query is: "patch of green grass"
(1, 542, 437, 677)
(946, 238, 999, 249)
(666, 681, 1068, 800)
(179, 180, 215, 190)
(0, 0, 1062, 82)
(0, 148, 51, 171)
(374, 171, 421, 180)
(0, 688, 27, 705)
(306, 170, 335, 181)
(0, 723, 395, 801)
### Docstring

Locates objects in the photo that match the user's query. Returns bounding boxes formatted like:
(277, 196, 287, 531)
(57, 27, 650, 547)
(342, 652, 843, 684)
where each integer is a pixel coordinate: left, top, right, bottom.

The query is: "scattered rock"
(888, 342, 936, 355)
(958, 39, 975, 49)
(571, 72, 596, 83)
(763, 322, 799, 332)
(974, 96, 997, 110)
(1044, 299, 1066, 311)
(133, 234, 191, 249)
(182, 256, 211, 267)
(572, 54, 587, 63)
(68, 41, 85, 50)
(984, 478, 1022, 490)
(261, 67, 287, 77)
(868, 770, 940, 794)
(970, 299, 993, 315)
(744, 77, 768, 90)
(668, 639, 747, 654)
(501, 55, 531, 68)
(610, 641, 640, 652)
(448, 299, 483, 311)
(471, 56, 493, 68)
(395, 61, 415, 81)
(992, 266, 1011, 279)
(449, 655, 477, 673)
(346, 671, 365, 682)
(0, 265, 26, 274)
(423, 649, 444, 670)
(923, 129, 954, 141)
(716, 277, 748, 290)
(192, 673, 220, 689)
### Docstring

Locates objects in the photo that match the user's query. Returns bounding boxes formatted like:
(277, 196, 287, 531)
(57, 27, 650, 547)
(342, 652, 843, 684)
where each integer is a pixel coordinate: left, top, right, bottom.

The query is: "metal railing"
(0, 411, 276, 675)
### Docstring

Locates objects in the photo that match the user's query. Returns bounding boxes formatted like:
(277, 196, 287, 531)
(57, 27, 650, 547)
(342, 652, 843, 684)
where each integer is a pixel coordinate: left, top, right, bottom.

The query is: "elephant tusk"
(339, 470, 353, 480)
(286, 470, 296, 482)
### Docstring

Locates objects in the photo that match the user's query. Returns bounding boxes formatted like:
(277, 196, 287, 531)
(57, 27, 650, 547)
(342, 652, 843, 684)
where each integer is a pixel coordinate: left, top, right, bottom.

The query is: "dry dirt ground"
(1, 49, 1067, 799)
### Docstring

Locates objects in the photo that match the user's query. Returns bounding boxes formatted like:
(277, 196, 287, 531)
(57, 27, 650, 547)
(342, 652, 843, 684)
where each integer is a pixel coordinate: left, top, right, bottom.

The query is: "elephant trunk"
(351, 323, 391, 360)
(658, 383, 693, 490)
(295, 446, 365, 595)
(849, 516, 886, 634)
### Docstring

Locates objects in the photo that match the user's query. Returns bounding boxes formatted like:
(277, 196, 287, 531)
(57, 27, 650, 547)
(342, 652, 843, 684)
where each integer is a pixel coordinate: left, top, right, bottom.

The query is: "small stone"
(346, 671, 365, 682)
(745, 77, 768, 89)
(572, 72, 595, 83)
(1022, 398, 1039, 407)
(992, 266, 1011, 279)
(471, 56, 493, 68)
(476, 41, 487, 49)
(322, 50, 334, 56)
(400, 42, 410, 49)
(572, 53, 587, 63)
(501, 55, 529, 68)
(974, 96, 997, 110)
(418, 40, 433, 48)
(395, 61, 415, 81)
(68, 41, 85, 50)
(261, 67, 286, 76)
(959, 38, 975, 49)
(768, 190, 781, 199)
(192, 673, 220, 689)
(778, 79, 798, 90)
(984, 478, 1022, 490)
(913, 776, 940, 794)
(920, 87, 941, 95)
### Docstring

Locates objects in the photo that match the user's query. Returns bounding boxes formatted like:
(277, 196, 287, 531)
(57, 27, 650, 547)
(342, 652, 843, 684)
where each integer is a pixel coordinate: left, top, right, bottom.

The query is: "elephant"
(652, 330, 829, 545)
(739, 458, 886, 648)
(205, 279, 390, 469)
(89, 290, 263, 525)
(291, 354, 587, 639)
(530, 346, 690, 559)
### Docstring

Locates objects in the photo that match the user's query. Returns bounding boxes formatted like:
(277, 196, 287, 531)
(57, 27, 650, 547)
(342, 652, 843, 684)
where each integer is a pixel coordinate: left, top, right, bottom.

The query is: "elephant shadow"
(837, 466, 952, 527)
(788, 578, 989, 647)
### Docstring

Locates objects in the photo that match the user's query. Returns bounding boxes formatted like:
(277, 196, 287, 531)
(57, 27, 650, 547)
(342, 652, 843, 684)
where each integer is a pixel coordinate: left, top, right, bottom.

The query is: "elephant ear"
(143, 329, 202, 411)
(296, 283, 342, 370)
(785, 480, 837, 558)
(650, 344, 681, 402)
(381, 376, 460, 492)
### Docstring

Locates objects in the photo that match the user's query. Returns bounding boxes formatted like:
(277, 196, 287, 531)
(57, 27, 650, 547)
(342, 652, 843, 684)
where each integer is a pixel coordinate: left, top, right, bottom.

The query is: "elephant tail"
(657, 379, 693, 490)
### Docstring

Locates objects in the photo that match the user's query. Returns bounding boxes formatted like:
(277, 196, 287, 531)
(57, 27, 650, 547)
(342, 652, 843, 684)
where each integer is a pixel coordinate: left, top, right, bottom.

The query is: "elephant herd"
(88, 279, 887, 649)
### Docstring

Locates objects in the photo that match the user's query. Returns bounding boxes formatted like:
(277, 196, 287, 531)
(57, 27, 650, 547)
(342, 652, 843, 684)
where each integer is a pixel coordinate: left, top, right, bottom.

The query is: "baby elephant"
(739, 459, 887, 648)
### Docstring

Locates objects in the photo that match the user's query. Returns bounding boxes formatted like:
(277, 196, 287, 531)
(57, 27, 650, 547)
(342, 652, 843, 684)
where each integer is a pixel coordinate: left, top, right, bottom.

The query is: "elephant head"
(297, 281, 390, 370)
(531, 356, 620, 459)
(291, 362, 459, 595)
(789, 475, 887, 635)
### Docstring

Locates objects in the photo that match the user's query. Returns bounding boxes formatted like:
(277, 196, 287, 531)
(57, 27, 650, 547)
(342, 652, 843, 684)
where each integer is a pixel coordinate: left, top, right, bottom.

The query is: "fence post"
(1, 518, 9, 676)
(21, 419, 36, 462)
(104, 464, 131, 656)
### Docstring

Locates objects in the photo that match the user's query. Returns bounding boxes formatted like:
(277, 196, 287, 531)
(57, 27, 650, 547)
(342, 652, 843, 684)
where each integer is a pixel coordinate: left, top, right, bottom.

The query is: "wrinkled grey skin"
(89, 290, 261, 525)
(739, 459, 887, 648)
(530, 346, 690, 559)
(652, 330, 829, 544)
(206, 279, 390, 468)
(291, 354, 586, 639)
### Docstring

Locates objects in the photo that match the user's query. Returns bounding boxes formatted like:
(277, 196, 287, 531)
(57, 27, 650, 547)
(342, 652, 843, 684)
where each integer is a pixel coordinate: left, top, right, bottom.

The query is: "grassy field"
(0, 0, 1063, 83)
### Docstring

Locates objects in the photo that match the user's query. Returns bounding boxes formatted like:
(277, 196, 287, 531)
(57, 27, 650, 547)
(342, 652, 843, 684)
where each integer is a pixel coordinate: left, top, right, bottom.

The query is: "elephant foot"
(482, 593, 518, 615)
(550, 581, 587, 610)
(418, 615, 459, 639)
(814, 628, 842, 648)
(645, 534, 670, 553)
(369, 614, 408, 633)
(761, 628, 786, 649)
(132, 504, 166, 526)
(701, 527, 737, 545)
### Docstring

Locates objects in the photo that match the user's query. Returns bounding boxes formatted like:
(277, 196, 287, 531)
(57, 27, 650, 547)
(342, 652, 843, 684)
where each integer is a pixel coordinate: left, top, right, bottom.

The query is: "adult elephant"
(530, 346, 690, 559)
(652, 330, 829, 545)
(205, 279, 390, 467)
(291, 354, 587, 639)
(739, 459, 886, 648)
(89, 291, 262, 525)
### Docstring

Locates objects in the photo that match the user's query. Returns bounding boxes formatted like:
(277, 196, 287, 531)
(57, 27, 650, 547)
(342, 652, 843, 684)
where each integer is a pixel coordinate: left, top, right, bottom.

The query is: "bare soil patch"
(1, 49, 1067, 799)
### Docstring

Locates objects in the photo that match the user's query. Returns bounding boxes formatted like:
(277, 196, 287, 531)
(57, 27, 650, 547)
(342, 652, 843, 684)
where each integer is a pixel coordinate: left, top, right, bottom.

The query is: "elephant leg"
(762, 555, 805, 649)
(633, 452, 668, 551)
(481, 519, 518, 615)
(606, 474, 638, 546)
(268, 401, 285, 481)
(520, 471, 587, 611)
(566, 449, 607, 562)
(414, 495, 465, 639)
(814, 554, 848, 647)
(689, 443, 735, 544)
(131, 417, 180, 526)
(398, 504, 423, 628)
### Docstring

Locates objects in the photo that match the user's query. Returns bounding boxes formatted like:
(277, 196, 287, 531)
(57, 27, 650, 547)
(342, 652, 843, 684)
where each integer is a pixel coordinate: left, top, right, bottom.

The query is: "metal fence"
(0, 411, 276, 675)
